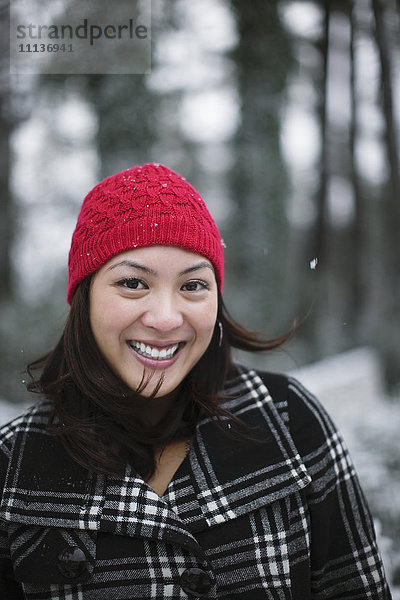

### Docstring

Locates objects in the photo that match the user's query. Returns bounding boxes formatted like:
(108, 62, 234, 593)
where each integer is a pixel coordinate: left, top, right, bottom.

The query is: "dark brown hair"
(27, 275, 295, 479)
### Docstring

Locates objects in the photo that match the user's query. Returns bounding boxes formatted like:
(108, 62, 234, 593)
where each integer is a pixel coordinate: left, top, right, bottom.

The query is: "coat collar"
(0, 368, 311, 545)
(184, 367, 311, 530)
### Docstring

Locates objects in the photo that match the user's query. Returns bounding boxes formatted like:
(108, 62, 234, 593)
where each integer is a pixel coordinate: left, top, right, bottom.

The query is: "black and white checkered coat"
(0, 367, 391, 599)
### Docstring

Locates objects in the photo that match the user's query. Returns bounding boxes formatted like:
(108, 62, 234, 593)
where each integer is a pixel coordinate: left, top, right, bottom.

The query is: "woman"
(0, 163, 391, 599)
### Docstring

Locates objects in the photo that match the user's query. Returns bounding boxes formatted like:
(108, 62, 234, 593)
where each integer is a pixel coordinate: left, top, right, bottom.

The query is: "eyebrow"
(106, 260, 156, 275)
(106, 259, 213, 277)
(178, 262, 214, 277)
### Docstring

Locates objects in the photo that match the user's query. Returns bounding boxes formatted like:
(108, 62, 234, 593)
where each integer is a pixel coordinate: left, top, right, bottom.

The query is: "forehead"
(103, 245, 214, 271)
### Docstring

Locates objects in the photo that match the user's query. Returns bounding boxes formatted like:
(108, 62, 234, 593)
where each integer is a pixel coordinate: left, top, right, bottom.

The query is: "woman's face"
(89, 245, 219, 397)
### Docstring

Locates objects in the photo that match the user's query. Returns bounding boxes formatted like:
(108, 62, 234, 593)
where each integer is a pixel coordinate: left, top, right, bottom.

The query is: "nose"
(141, 292, 184, 332)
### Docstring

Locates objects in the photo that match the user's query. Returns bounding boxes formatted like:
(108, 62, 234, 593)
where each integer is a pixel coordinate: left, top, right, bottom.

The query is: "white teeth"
(130, 342, 179, 360)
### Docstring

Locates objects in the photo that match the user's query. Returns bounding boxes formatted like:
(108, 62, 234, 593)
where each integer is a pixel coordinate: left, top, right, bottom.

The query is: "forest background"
(0, 0, 400, 590)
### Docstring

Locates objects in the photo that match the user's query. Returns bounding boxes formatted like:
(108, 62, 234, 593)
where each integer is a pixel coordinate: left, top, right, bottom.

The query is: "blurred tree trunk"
(348, 1, 364, 324)
(0, 102, 12, 302)
(297, 0, 366, 356)
(372, 0, 400, 230)
(0, 1, 13, 301)
(85, 75, 158, 177)
(372, 0, 400, 386)
(295, 0, 331, 355)
(313, 0, 330, 267)
(227, 0, 294, 333)
(82, 1, 171, 176)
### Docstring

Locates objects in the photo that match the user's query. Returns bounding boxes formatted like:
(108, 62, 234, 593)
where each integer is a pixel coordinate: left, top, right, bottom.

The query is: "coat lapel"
(0, 407, 206, 558)
(0, 418, 201, 553)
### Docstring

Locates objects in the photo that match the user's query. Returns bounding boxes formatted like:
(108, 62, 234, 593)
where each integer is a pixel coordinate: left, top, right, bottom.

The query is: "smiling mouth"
(129, 341, 181, 360)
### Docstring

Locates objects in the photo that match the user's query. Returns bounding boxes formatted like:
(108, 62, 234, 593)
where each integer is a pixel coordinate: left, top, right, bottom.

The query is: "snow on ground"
(0, 399, 30, 424)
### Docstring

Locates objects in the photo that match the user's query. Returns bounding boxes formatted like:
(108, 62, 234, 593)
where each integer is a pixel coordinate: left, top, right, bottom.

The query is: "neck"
(142, 387, 182, 426)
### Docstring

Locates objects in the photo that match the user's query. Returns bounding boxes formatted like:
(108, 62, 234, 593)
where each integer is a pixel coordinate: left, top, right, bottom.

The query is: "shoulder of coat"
(222, 363, 290, 411)
(0, 399, 53, 453)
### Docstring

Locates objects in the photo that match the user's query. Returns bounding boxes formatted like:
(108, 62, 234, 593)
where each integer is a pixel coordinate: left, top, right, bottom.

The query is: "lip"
(127, 340, 185, 370)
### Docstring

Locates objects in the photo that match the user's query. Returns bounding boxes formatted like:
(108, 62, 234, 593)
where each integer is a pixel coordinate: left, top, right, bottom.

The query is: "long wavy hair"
(27, 274, 295, 479)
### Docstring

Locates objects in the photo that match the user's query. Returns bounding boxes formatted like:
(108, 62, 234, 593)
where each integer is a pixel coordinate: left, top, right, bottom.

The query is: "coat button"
(180, 567, 213, 597)
(58, 546, 88, 579)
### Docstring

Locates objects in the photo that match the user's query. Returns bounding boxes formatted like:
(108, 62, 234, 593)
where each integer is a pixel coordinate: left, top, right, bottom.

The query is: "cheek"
(90, 297, 125, 343)
(196, 301, 218, 339)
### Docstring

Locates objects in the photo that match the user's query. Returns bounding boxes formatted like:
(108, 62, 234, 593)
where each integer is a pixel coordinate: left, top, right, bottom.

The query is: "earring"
(218, 321, 223, 347)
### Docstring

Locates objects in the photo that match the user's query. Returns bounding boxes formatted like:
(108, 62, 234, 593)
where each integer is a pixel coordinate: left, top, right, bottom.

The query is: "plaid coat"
(0, 366, 391, 599)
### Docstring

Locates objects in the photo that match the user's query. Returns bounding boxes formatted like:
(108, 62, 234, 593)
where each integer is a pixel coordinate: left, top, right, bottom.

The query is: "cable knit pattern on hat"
(67, 163, 224, 303)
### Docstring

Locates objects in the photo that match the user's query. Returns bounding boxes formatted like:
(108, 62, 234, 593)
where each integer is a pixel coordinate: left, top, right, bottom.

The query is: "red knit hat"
(67, 163, 224, 304)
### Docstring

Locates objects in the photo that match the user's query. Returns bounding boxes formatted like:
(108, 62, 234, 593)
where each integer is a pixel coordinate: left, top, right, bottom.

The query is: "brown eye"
(181, 280, 208, 292)
(117, 278, 147, 290)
